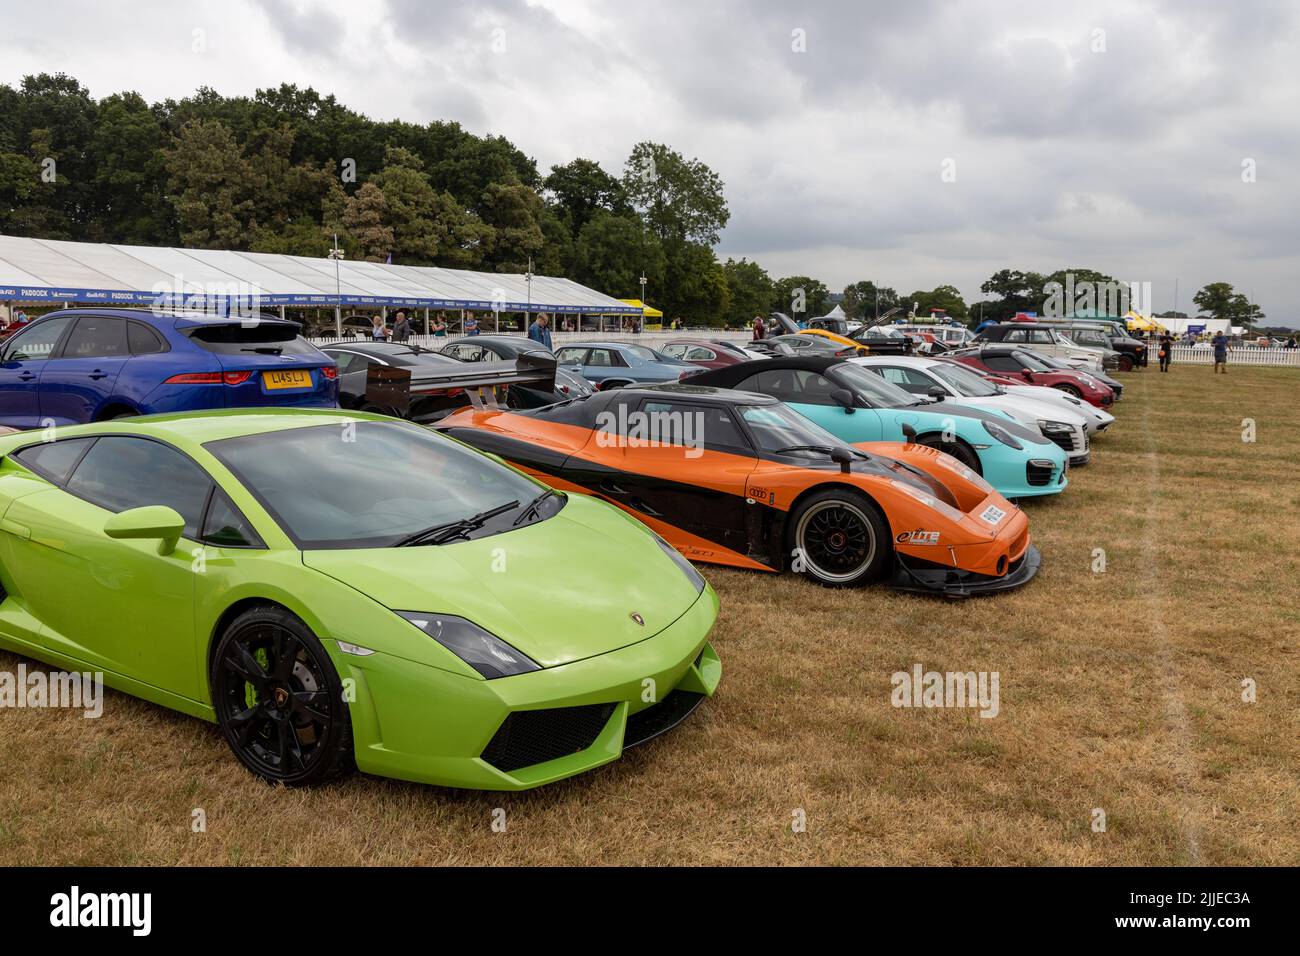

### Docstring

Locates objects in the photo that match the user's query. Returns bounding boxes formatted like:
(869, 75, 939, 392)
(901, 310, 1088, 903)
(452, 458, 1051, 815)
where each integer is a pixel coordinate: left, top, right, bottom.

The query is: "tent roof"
(617, 298, 662, 318)
(0, 234, 633, 314)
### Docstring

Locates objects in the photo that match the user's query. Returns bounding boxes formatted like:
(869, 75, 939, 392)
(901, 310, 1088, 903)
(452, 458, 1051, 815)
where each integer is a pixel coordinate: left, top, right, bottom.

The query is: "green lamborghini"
(0, 409, 721, 790)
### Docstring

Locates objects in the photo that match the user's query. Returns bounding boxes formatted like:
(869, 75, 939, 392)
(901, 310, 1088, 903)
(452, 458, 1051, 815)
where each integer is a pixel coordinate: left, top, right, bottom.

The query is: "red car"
(658, 338, 752, 369)
(948, 345, 1116, 408)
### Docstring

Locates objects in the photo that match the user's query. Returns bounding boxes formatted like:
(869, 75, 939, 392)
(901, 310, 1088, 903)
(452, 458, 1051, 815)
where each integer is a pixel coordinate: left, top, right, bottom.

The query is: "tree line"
(0, 74, 1265, 330)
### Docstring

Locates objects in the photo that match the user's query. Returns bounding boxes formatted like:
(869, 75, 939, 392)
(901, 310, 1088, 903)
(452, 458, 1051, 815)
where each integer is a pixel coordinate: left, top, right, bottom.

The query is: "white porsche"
(849, 355, 1096, 465)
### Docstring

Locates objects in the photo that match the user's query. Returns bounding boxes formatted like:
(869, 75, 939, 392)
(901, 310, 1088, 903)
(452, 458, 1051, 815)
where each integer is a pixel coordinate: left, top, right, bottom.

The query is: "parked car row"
(0, 306, 1128, 796)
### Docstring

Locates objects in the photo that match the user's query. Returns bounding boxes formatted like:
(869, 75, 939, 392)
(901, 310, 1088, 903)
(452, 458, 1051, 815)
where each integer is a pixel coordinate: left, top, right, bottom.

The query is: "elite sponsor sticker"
(896, 530, 940, 546)
(979, 505, 1007, 525)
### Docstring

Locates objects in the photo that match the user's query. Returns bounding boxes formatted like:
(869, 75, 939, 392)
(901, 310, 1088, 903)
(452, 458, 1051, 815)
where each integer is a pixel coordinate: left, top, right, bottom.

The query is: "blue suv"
(0, 309, 338, 428)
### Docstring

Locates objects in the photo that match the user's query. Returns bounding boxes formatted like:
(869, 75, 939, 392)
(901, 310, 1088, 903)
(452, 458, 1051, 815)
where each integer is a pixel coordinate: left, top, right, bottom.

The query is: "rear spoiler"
(365, 351, 557, 420)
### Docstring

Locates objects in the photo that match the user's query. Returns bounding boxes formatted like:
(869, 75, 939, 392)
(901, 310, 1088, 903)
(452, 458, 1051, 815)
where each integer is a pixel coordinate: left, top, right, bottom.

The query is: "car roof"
(616, 383, 779, 405)
(36, 308, 299, 331)
(852, 354, 935, 367)
(0, 407, 388, 455)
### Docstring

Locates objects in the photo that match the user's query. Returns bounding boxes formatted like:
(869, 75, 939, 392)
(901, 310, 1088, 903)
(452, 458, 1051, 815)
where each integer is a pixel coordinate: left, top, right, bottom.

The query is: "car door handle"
(18, 372, 36, 381)
(88, 370, 109, 380)
(0, 518, 30, 540)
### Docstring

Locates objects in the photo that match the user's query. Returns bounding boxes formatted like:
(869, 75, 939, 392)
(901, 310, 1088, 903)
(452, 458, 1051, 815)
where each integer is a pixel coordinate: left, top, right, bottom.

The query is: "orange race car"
(437, 384, 1039, 596)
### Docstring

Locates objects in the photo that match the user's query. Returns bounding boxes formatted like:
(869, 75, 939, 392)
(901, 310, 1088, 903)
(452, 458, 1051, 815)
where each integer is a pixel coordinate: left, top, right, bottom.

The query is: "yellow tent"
(618, 298, 662, 318)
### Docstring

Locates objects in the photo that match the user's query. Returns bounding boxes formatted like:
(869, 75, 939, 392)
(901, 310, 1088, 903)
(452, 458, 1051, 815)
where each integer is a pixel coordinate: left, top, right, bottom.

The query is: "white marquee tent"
(0, 235, 635, 324)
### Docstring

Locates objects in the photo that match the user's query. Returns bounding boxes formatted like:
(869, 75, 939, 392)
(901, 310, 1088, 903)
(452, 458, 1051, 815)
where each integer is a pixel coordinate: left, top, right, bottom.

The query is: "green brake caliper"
(244, 647, 271, 709)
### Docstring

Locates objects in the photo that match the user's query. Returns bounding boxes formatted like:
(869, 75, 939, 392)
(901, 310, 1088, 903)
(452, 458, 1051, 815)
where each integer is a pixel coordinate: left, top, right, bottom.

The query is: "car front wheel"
(789, 489, 890, 587)
(211, 606, 354, 787)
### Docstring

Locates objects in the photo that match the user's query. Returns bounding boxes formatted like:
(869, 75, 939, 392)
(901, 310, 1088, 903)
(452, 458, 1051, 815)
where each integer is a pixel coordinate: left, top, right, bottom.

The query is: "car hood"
(1003, 385, 1112, 424)
(302, 495, 701, 668)
(973, 394, 1088, 430)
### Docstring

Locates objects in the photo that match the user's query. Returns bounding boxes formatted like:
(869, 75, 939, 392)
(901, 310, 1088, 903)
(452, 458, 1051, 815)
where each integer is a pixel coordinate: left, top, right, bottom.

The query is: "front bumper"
(891, 544, 1042, 598)
(337, 587, 721, 790)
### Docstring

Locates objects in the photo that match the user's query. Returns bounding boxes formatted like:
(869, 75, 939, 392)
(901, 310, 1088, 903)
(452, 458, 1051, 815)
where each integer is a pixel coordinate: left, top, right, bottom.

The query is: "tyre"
(915, 434, 981, 472)
(211, 605, 354, 787)
(788, 489, 890, 587)
(1116, 355, 1135, 372)
(1053, 384, 1082, 398)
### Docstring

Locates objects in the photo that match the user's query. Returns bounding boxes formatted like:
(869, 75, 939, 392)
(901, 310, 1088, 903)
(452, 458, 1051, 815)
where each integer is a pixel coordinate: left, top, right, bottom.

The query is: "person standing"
(370, 314, 387, 341)
(464, 312, 480, 336)
(1157, 331, 1173, 372)
(391, 310, 411, 343)
(431, 313, 447, 337)
(528, 312, 553, 349)
(752, 315, 765, 340)
(1211, 330, 1230, 373)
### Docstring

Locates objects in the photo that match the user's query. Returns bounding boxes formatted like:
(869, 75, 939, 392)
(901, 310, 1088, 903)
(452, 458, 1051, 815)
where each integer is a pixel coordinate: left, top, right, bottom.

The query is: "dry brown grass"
(2, 364, 1298, 865)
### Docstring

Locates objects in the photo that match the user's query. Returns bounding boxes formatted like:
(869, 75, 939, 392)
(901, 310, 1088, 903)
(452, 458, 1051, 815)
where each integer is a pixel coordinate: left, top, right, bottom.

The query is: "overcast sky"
(1, 0, 1296, 323)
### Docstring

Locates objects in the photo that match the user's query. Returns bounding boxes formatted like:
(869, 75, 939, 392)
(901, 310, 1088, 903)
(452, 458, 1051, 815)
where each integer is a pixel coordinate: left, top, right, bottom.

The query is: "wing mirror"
(830, 388, 856, 413)
(927, 386, 946, 401)
(830, 446, 852, 474)
(1021, 369, 1033, 380)
(104, 505, 186, 555)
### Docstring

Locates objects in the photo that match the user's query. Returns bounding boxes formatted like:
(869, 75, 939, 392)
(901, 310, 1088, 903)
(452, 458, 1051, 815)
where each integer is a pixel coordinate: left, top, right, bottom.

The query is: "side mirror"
(830, 447, 852, 474)
(901, 423, 918, 445)
(927, 386, 946, 401)
(1021, 369, 1033, 380)
(829, 388, 856, 413)
(104, 505, 186, 556)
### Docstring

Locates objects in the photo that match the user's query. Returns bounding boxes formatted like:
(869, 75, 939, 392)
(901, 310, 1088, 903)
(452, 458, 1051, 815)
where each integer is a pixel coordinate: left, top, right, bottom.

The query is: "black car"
(439, 334, 595, 400)
(1052, 324, 1147, 370)
(849, 326, 915, 355)
(317, 341, 559, 423)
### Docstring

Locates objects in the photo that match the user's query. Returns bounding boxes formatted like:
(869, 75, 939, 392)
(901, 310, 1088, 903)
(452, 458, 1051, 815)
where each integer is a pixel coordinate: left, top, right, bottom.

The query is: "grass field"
(2, 363, 1298, 866)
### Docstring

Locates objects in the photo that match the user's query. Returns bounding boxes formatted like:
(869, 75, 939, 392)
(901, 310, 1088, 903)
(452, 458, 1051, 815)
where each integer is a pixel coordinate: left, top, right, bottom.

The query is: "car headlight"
(926, 455, 995, 494)
(888, 478, 967, 522)
(395, 612, 540, 679)
(653, 533, 706, 593)
(982, 420, 1023, 449)
(1037, 420, 1074, 434)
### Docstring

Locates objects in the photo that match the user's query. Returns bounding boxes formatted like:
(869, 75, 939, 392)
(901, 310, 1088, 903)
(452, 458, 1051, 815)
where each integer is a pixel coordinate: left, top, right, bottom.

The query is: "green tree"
(1193, 282, 1236, 320)
(572, 211, 665, 299)
(721, 258, 774, 328)
(771, 275, 829, 321)
(977, 269, 1048, 323)
(659, 241, 729, 327)
(544, 158, 628, 239)
(842, 280, 899, 321)
(907, 284, 968, 321)
(622, 142, 729, 245)
(479, 181, 546, 273)
(164, 119, 254, 249)
(340, 181, 393, 262)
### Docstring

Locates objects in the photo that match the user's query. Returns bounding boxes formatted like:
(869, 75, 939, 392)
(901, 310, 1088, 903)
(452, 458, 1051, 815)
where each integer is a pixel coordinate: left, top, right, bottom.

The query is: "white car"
(996, 380, 1115, 435)
(978, 324, 1117, 372)
(850, 355, 1094, 465)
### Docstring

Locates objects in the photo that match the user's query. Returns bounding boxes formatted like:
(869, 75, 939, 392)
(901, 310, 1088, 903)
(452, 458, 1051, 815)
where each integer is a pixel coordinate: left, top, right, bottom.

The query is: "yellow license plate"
(263, 369, 312, 390)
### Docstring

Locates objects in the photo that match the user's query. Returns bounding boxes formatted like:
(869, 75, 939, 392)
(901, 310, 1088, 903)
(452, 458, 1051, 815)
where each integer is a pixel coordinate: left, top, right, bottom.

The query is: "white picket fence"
(1169, 345, 1300, 367)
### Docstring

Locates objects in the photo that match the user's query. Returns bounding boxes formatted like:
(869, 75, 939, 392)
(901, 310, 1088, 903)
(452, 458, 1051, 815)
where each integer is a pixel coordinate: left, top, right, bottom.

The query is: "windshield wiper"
(774, 444, 836, 456)
(241, 346, 284, 355)
(512, 489, 560, 526)
(394, 499, 521, 547)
